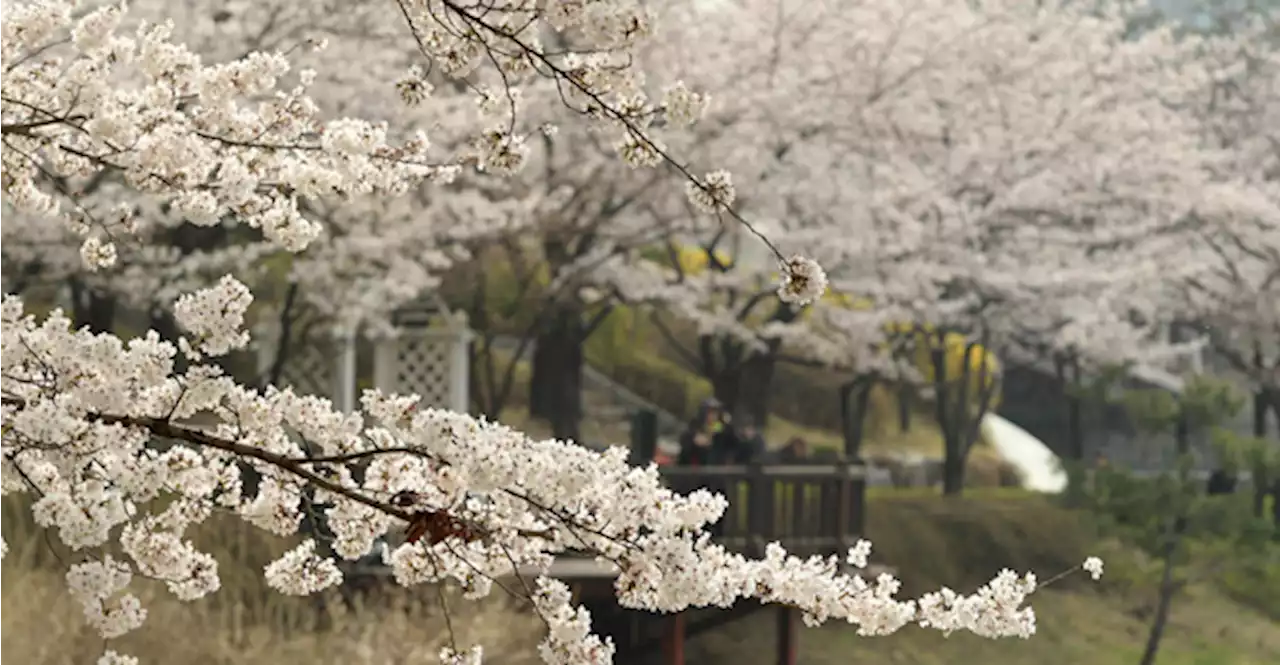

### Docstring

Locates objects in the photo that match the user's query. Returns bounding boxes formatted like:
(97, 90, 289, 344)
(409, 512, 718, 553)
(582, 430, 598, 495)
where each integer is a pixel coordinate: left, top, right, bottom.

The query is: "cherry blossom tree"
(0, 0, 528, 390)
(443, 101, 702, 439)
(3, 1, 1113, 663)
(439, 0, 839, 439)
(477, 0, 834, 439)
(660, 0, 1240, 492)
(1129, 3, 1280, 515)
(612, 0, 857, 425)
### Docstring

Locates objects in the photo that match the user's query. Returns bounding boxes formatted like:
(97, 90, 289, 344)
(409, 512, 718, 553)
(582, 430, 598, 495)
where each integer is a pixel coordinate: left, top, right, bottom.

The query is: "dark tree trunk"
(1052, 354, 1087, 461)
(528, 333, 557, 421)
(1251, 389, 1271, 518)
(734, 351, 777, 427)
(897, 384, 912, 433)
(468, 339, 493, 418)
(1268, 392, 1280, 530)
(701, 333, 745, 418)
(1139, 515, 1189, 665)
(841, 378, 874, 460)
(1252, 389, 1269, 439)
(1251, 475, 1269, 520)
(528, 340, 552, 419)
(1067, 391, 1083, 459)
(941, 434, 965, 495)
(935, 397, 967, 496)
(1271, 478, 1280, 530)
(529, 307, 585, 443)
(930, 337, 967, 496)
(1139, 386, 1199, 665)
(70, 280, 117, 334)
(699, 304, 794, 429)
(167, 221, 229, 255)
(711, 368, 741, 417)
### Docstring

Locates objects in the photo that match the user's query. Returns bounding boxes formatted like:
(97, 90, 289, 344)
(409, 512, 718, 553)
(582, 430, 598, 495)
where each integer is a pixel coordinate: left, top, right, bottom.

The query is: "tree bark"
(897, 384, 912, 433)
(529, 307, 585, 442)
(1251, 389, 1271, 517)
(1056, 355, 1085, 461)
(69, 280, 117, 333)
(734, 350, 778, 427)
(528, 338, 553, 420)
(1272, 478, 1280, 530)
(935, 396, 967, 496)
(701, 333, 745, 418)
(841, 378, 874, 460)
(1266, 391, 1280, 529)
(697, 302, 794, 427)
(1138, 515, 1188, 665)
(711, 368, 741, 417)
(1252, 389, 1269, 439)
(1139, 410, 1194, 665)
(941, 434, 965, 495)
(931, 335, 968, 496)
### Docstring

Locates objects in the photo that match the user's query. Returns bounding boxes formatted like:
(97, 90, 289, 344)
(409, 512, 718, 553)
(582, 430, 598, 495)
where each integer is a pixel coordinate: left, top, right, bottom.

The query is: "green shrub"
(1080, 466, 1280, 620)
(1217, 547, 1280, 620)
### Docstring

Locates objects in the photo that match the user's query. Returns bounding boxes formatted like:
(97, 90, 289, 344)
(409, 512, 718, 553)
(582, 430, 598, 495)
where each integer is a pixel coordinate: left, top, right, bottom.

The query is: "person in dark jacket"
(734, 415, 767, 464)
(1206, 468, 1237, 496)
(676, 398, 740, 537)
(678, 398, 738, 467)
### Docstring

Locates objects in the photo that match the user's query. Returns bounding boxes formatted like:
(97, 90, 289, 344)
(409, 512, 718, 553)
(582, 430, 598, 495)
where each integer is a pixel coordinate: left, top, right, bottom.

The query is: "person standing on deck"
(734, 415, 767, 464)
(677, 398, 739, 467)
(677, 398, 741, 536)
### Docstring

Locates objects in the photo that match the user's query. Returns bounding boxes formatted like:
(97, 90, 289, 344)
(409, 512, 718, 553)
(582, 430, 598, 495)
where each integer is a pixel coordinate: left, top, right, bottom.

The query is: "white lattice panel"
(378, 336, 455, 409)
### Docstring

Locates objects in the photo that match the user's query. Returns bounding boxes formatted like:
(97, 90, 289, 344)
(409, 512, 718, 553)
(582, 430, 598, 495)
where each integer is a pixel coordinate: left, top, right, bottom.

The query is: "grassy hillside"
(692, 587, 1278, 665)
(5, 494, 1275, 664)
(688, 494, 1280, 665)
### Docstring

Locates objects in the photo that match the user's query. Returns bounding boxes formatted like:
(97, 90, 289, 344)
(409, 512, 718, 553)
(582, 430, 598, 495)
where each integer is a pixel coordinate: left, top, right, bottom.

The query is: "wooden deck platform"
(343, 462, 872, 665)
(343, 555, 621, 581)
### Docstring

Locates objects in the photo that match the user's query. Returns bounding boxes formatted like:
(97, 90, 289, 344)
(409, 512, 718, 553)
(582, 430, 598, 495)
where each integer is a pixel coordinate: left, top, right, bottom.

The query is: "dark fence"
(659, 463, 868, 558)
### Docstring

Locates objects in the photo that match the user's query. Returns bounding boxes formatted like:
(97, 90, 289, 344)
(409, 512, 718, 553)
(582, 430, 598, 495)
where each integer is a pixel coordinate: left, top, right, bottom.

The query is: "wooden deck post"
(662, 612, 686, 665)
(775, 606, 798, 665)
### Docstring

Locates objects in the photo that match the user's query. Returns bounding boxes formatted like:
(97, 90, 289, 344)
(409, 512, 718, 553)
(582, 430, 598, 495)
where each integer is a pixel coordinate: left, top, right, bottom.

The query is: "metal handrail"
(658, 463, 868, 479)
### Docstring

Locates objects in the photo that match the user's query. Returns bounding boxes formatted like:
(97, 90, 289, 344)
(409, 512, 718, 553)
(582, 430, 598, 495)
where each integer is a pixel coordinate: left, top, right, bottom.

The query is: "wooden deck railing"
(658, 463, 867, 558)
(342, 462, 869, 590)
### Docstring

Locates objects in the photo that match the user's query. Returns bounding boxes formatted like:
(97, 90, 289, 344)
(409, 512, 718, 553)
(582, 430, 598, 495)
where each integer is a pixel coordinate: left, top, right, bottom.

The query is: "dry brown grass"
(2, 498, 543, 664)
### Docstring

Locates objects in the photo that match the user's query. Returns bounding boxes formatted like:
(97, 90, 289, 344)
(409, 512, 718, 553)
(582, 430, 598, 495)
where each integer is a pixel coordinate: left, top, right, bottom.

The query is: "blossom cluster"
(646, 0, 1277, 388)
(2, 1, 458, 263)
(1, 0, 824, 332)
(1, 286, 1101, 662)
(0, 0, 1146, 659)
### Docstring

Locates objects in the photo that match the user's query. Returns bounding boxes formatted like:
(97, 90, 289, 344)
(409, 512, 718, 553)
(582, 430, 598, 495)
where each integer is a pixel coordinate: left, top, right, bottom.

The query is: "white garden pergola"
(373, 293, 473, 414)
(256, 292, 472, 415)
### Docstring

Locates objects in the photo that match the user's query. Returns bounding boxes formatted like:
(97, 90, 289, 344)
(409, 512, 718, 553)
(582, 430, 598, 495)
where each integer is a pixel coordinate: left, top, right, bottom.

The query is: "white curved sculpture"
(982, 414, 1068, 493)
